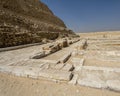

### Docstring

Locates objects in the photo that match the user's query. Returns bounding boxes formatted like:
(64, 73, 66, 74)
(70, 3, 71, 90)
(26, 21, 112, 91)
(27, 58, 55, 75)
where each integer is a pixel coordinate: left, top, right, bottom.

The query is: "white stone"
(38, 69, 73, 81)
(77, 70, 107, 89)
(54, 64, 65, 70)
(71, 58, 84, 71)
(39, 59, 60, 64)
(62, 64, 74, 71)
(107, 80, 120, 92)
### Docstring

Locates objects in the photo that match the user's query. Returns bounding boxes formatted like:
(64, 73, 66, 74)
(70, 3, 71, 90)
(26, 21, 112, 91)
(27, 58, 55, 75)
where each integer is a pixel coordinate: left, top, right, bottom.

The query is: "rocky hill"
(0, 0, 75, 48)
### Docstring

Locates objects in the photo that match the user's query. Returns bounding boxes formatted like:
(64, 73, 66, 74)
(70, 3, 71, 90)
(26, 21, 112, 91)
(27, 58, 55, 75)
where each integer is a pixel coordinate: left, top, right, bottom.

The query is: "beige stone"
(38, 69, 73, 81)
(30, 51, 46, 59)
(62, 64, 74, 71)
(59, 52, 71, 63)
(107, 80, 120, 92)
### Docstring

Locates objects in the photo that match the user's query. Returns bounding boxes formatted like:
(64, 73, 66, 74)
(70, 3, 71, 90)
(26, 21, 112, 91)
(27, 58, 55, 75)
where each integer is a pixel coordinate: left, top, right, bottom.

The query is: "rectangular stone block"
(71, 58, 84, 71)
(59, 52, 71, 63)
(62, 64, 74, 71)
(106, 80, 120, 92)
(30, 51, 46, 59)
(0, 65, 13, 73)
(39, 59, 60, 64)
(38, 69, 73, 81)
(54, 64, 65, 70)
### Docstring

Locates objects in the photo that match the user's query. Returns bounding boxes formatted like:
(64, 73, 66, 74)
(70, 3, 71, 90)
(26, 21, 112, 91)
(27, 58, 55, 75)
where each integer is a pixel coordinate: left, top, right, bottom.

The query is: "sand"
(0, 73, 120, 96)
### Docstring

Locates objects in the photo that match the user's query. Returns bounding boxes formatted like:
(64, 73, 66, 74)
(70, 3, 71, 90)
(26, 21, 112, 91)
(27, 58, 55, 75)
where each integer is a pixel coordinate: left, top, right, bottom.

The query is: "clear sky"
(41, 0, 120, 32)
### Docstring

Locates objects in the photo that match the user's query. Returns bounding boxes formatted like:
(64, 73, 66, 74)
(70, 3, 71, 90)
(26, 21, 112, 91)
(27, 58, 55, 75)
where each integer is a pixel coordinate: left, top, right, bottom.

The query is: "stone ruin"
(0, 37, 120, 92)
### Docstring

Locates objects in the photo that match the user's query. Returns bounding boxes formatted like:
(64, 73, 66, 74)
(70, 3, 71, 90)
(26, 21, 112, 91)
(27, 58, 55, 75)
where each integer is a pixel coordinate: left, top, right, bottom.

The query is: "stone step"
(0, 65, 73, 81)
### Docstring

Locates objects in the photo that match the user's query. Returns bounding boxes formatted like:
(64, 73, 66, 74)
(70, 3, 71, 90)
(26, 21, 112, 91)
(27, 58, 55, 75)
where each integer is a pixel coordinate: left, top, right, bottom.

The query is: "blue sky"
(41, 0, 120, 32)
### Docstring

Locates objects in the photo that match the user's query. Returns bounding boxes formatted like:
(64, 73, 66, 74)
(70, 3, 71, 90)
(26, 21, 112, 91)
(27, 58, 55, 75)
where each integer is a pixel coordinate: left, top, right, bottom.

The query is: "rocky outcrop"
(0, 0, 75, 48)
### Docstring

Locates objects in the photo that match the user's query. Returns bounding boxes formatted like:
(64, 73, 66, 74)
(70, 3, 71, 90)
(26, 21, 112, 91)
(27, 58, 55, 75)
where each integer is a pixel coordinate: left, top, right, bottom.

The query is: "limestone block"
(77, 69, 107, 89)
(23, 67, 41, 78)
(71, 58, 84, 71)
(62, 64, 74, 71)
(38, 69, 73, 81)
(83, 66, 120, 73)
(68, 74, 78, 85)
(30, 51, 46, 59)
(72, 49, 78, 56)
(54, 64, 65, 70)
(42, 44, 54, 50)
(11, 66, 25, 76)
(75, 40, 87, 50)
(78, 77, 107, 89)
(50, 44, 61, 53)
(0, 65, 13, 73)
(107, 80, 120, 92)
(57, 39, 68, 48)
(39, 59, 60, 64)
(59, 52, 71, 63)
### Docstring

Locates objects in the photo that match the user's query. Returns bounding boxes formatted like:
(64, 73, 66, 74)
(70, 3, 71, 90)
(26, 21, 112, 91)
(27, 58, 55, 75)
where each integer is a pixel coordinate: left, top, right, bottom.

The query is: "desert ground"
(0, 31, 120, 96)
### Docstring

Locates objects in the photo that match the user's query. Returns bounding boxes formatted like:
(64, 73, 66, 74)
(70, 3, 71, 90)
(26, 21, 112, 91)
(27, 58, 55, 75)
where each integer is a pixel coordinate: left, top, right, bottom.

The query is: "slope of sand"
(0, 73, 120, 96)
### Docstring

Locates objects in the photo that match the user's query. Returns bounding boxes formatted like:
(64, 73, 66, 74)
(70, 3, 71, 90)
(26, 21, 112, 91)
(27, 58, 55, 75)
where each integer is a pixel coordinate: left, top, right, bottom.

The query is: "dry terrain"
(0, 31, 120, 96)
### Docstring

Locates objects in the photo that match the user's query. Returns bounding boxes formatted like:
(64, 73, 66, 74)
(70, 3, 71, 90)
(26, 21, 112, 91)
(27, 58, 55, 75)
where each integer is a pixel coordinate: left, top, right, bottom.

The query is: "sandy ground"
(0, 73, 120, 96)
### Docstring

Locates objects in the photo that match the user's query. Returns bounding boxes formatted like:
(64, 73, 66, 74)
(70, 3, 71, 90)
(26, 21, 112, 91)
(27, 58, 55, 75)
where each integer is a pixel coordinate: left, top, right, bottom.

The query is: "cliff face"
(0, 0, 75, 48)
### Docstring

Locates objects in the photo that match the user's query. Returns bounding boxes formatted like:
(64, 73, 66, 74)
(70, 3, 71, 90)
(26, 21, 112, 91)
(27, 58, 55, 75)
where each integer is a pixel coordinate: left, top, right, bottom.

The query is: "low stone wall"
(0, 65, 73, 82)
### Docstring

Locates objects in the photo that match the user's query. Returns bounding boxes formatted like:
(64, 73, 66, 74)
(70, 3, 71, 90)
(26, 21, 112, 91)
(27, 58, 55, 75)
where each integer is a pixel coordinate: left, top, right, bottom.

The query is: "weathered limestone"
(42, 43, 61, 54)
(0, 65, 73, 81)
(74, 40, 87, 50)
(39, 59, 60, 64)
(0, 65, 14, 73)
(56, 39, 68, 48)
(62, 64, 74, 71)
(54, 64, 65, 70)
(82, 66, 120, 72)
(38, 69, 73, 81)
(72, 50, 84, 56)
(78, 78, 107, 89)
(59, 52, 71, 63)
(30, 51, 46, 59)
(71, 58, 84, 71)
(77, 69, 107, 89)
(68, 74, 78, 85)
(106, 80, 120, 92)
